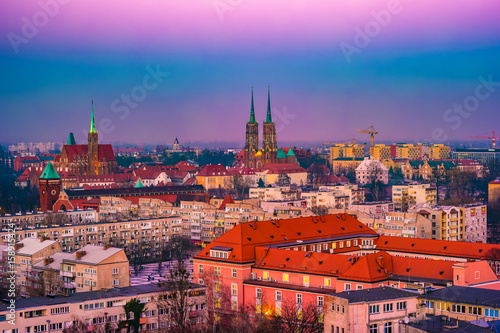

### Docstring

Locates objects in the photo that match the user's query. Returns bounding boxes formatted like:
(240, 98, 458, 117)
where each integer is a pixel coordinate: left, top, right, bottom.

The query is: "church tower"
(262, 86, 277, 166)
(244, 88, 259, 168)
(39, 162, 61, 212)
(87, 101, 99, 175)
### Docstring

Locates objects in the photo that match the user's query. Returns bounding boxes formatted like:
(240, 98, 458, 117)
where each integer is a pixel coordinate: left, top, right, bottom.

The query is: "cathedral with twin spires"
(243, 87, 296, 168)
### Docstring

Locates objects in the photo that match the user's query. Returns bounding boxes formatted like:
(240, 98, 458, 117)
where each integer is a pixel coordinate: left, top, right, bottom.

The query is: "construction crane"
(359, 125, 378, 148)
(467, 131, 499, 149)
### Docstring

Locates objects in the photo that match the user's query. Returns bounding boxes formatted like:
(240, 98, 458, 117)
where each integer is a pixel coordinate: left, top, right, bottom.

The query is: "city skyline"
(1, 0, 500, 145)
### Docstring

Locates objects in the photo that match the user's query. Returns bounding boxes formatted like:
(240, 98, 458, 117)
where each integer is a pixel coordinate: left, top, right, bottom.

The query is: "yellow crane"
(358, 125, 378, 148)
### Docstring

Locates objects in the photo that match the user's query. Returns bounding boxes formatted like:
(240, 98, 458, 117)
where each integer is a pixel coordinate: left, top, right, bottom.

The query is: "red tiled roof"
(258, 163, 305, 174)
(63, 144, 116, 162)
(197, 165, 228, 177)
(17, 156, 41, 162)
(218, 195, 234, 210)
(175, 161, 198, 172)
(254, 247, 355, 277)
(376, 235, 500, 260)
(194, 214, 378, 263)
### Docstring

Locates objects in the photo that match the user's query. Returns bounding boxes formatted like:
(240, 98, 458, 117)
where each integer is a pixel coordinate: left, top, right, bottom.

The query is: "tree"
(44, 212, 70, 227)
(276, 174, 291, 187)
(63, 317, 88, 333)
(118, 298, 146, 333)
(272, 298, 325, 333)
(258, 178, 265, 188)
(311, 206, 328, 216)
(232, 173, 254, 197)
(158, 264, 198, 332)
(485, 248, 500, 276)
(307, 164, 327, 186)
(165, 235, 197, 267)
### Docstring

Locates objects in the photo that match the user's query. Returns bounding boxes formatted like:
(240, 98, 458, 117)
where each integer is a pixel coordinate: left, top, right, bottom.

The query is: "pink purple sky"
(1, 0, 499, 147)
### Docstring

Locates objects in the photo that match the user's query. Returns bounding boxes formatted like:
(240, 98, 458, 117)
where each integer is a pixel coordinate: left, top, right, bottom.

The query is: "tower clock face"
(51, 190, 57, 195)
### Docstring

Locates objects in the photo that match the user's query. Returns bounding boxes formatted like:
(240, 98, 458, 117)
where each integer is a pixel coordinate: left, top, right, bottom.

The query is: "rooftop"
(334, 286, 418, 303)
(420, 286, 500, 308)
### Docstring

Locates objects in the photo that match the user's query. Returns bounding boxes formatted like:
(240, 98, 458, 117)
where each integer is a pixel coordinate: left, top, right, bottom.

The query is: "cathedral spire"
(265, 85, 272, 123)
(249, 87, 256, 123)
(90, 100, 97, 133)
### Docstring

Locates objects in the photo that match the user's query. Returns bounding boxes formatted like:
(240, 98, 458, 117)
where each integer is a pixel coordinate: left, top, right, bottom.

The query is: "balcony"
(64, 282, 76, 289)
(61, 271, 75, 278)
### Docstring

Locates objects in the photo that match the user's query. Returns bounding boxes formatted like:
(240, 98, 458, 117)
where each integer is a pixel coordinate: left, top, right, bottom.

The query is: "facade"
(349, 202, 394, 219)
(375, 212, 433, 239)
(401, 160, 456, 180)
(419, 286, 500, 323)
(392, 184, 437, 212)
(0, 209, 97, 230)
(249, 187, 299, 202)
(452, 148, 500, 164)
(13, 155, 42, 172)
(490, 177, 500, 205)
(0, 283, 207, 333)
(327, 287, 419, 333)
(355, 158, 389, 185)
(330, 158, 364, 174)
(256, 163, 307, 186)
(1, 237, 62, 297)
(409, 204, 464, 241)
(56, 103, 117, 176)
(463, 204, 488, 243)
(196, 165, 232, 190)
(370, 144, 391, 160)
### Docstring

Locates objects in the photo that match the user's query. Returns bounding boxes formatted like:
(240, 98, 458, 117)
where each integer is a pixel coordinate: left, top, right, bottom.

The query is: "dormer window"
(210, 246, 233, 259)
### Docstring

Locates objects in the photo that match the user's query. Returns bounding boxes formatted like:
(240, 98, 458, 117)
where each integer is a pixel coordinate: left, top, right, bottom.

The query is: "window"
(303, 276, 310, 286)
(214, 266, 221, 276)
(256, 288, 262, 299)
(485, 309, 499, 318)
(451, 304, 465, 313)
(369, 305, 380, 314)
(468, 306, 482, 316)
(425, 301, 434, 309)
(283, 273, 289, 282)
(370, 324, 378, 333)
(353, 240, 358, 246)
(356, 285, 363, 290)
(276, 291, 282, 301)
(318, 296, 324, 308)
(232, 300, 238, 311)
(112, 267, 119, 275)
(112, 279, 119, 286)
(325, 278, 331, 287)
(383, 303, 393, 312)
(214, 298, 221, 308)
(263, 271, 269, 280)
(397, 301, 406, 311)
(344, 283, 351, 290)
(232, 268, 237, 278)
(232, 284, 237, 296)
(346, 241, 351, 247)
(199, 265, 203, 274)
(214, 282, 221, 293)
(296, 294, 302, 304)
(384, 322, 392, 333)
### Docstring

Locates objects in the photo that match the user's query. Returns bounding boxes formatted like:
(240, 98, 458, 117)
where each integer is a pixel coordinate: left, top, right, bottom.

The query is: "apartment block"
(249, 187, 299, 202)
(0, 209, 98, 230)
(392, 184, 437, 211)
(370, 144, 391, 160)
(0, 283, 207, 333)
(409, 204, 464, 241)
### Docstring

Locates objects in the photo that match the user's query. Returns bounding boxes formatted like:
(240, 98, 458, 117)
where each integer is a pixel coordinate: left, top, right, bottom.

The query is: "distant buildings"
(8, 141, 57, 154)
(452, 147, 500, 164)
(355, 158, 389, 185)
(401, 160, 456, 180)
(392, 184, 437, 211)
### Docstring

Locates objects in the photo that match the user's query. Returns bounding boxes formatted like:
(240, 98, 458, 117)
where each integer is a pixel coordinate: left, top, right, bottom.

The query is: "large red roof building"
(193, 214, 500, 325)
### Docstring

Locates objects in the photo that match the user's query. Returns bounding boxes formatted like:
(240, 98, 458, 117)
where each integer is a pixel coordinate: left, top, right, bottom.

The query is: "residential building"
(429, 144, 451, 159)
(355, 157, 389, 185)
(256, 163, 307, 186)
(0, 283, 207, 333)
(1, 237, 62, 297)
(13, 155, 42, 172)
(349, 202, 394, 219)
(452, 148, 500, 164)
(374, 212, 433, 239)
(490, 178, 500, 205)
(0, 209, 97, 230)
(463, 204, 487, 243)
(409, 204, 464, 241)
(30, 245, 130, 294)
(392, 184, 437, 211)
(330, 158, 364, 174)
(370, 144, 391, 160)
(249, 187, 299, 201)
(327, 287, 419, 333)
(196, 165, 232, 190)
(401, 160, 456, 180)
(419, 286, 500, 323)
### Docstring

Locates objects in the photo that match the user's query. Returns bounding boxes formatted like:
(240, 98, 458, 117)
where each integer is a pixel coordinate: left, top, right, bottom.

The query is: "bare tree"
(273, 297, 325, 333)
(63, 316, 88, 333)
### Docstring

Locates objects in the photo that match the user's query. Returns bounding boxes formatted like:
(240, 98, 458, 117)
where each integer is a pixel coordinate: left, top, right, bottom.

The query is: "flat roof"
(419, 286, 500, 308)
(334, 286, 419, 303)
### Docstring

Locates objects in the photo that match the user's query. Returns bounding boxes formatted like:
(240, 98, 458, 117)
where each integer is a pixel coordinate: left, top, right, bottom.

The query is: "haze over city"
(1, 0, 500, 146)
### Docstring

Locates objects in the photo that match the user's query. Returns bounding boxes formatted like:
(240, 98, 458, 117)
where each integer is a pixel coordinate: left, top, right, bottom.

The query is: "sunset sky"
(1, 0, 500, 147)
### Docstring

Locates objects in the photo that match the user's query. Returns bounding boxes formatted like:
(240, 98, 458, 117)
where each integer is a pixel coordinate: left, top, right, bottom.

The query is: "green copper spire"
(67, 132, 76, 145)
(90, 100, 97, 133)
(135, 179, 144, 188)
(40, 162, 60, 180)
(265, 86, 272, 123)
(249, 87, 256, 123)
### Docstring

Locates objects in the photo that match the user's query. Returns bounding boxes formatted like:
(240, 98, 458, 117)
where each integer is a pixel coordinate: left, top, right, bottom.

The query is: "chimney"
(14, 243, 24, 251)
(104, 244, 111, 250)
(376, 255, 384, 268)
(76, 251, 87, 260)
